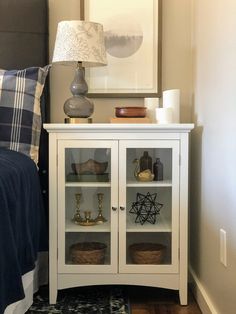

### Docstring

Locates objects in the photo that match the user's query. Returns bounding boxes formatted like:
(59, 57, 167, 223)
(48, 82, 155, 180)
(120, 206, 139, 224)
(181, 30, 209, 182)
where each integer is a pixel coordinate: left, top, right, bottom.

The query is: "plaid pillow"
(0, 66, 50, 164)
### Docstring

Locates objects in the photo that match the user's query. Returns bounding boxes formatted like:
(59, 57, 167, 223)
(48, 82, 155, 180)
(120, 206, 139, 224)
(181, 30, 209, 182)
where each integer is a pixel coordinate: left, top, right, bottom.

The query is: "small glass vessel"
(153, 158, 163, 181)
(139, 151, 152, 172)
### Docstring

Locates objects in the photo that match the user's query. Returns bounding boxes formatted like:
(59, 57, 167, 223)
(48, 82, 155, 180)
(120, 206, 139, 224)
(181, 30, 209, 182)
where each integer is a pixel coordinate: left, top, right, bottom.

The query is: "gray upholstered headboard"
(0, 0, 49, 220)
(0, 0, 48, 67)
(0, 0, 49, 119)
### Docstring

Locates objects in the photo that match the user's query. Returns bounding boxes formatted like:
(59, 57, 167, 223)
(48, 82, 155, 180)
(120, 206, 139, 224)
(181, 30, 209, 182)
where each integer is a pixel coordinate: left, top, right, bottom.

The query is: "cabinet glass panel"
(126, 148, 173, 265)
(65, 148, 111, 183)
(64, 147, 111, 266)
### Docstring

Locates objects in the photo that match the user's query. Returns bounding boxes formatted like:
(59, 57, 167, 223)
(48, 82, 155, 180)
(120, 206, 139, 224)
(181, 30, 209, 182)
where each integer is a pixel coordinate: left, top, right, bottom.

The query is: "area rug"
(27, 285, 130, 314)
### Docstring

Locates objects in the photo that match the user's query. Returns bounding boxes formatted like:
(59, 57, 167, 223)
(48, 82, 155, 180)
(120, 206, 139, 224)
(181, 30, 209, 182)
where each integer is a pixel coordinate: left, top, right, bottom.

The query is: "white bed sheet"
(4, 252, 48, 314)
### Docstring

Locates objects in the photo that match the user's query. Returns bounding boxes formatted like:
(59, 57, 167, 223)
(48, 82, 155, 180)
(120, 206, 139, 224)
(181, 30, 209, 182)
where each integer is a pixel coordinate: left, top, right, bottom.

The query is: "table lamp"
(52, 20, 107, 123)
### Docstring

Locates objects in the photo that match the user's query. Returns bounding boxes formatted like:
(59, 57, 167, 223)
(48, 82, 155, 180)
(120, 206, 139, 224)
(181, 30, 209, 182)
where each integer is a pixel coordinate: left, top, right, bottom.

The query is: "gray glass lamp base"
(64, 66, 94, 119)
(64, 95, 94, 118)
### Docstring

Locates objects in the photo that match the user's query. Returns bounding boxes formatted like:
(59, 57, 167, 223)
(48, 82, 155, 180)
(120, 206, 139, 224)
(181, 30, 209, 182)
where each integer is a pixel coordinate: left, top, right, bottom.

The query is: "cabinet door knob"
(112, 207, 117, 211)
(120, 206, 125, 211)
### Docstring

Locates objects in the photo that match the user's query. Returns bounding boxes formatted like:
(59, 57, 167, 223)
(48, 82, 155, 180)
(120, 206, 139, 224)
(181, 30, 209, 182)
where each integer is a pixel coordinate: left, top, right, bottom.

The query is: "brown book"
(110, 117, 151, 124)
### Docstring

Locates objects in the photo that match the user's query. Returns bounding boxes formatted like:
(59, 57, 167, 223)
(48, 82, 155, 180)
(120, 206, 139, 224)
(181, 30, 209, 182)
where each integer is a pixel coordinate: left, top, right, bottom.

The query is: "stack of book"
(110, 117, 151, 124)
(64, 118, 92, 124)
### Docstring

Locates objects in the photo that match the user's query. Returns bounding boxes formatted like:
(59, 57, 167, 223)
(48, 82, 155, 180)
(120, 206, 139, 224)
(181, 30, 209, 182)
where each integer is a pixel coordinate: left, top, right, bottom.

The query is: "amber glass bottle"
(153, 158, 163, 181)
(139, 151, 152, 172)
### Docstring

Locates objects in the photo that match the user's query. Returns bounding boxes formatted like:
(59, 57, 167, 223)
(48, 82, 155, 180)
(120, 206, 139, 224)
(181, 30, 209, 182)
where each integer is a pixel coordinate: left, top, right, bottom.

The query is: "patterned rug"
(27, 285, 130, 314)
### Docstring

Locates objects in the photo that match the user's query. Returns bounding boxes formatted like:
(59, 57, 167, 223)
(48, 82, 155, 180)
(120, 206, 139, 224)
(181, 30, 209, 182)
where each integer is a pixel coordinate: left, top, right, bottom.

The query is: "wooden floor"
(126, 286, 202, 314)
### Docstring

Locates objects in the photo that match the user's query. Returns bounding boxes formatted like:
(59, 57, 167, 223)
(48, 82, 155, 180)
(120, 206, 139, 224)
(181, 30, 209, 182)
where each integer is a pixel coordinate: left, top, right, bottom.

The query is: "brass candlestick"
(78, 210, 96, 226)
(72, 193, 83, 224)
(95, 193, 107, 223)
(84, 211, 92, 223)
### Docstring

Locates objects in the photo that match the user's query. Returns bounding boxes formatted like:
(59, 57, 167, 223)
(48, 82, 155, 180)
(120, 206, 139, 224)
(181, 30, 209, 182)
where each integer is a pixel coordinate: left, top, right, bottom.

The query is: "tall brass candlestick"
(72, 193, 83, 224)
(95, 193, 107, 223)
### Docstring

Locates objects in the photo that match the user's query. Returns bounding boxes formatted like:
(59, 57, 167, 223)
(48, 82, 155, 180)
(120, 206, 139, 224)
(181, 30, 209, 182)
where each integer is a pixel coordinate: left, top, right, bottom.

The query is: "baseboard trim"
(189, 266, 218, 314)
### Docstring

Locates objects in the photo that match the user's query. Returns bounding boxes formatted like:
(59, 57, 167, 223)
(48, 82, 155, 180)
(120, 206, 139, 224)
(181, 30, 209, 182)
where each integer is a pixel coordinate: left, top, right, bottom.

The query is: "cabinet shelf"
(127, 214, 171, 232)
(126, 180, 172, 187)
(65, 182, 111, 188)
(65, 219, 111, 232)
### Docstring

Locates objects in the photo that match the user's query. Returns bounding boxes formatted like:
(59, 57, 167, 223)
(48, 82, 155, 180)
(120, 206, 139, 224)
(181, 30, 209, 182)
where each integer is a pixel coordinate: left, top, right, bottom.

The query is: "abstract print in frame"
(81, 0, 161, 97)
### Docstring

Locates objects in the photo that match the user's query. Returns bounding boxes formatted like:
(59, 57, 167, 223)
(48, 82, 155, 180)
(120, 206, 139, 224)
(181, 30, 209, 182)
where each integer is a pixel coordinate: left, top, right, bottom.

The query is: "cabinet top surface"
(43, 123, 194, 133)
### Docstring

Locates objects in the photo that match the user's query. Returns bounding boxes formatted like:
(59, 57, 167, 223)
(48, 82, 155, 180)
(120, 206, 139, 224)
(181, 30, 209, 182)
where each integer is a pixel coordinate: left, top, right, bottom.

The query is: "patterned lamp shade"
(52, 20, 107, 67)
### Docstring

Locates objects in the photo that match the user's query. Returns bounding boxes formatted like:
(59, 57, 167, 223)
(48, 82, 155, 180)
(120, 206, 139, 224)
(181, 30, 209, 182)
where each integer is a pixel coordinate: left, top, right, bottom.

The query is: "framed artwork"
(81, 0, 162, 98)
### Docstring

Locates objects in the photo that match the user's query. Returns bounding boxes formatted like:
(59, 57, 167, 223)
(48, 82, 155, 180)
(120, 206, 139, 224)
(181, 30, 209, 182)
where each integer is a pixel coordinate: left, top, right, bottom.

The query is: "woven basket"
(129, 243, 166, 264)
(70, 242, 107, 264)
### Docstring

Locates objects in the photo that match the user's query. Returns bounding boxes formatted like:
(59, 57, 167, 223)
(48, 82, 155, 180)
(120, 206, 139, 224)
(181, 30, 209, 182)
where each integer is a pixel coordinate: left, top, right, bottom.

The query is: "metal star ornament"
(129, 192, 163, 225)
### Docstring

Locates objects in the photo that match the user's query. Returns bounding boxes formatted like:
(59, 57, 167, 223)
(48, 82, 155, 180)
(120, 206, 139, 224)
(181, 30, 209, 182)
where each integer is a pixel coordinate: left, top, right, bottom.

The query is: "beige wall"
(48, 0, 193, 123)
(190, 0, 236, 313)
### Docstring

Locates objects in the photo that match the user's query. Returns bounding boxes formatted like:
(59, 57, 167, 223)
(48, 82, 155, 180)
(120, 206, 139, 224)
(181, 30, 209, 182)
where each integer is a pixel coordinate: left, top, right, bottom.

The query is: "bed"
(0, 0, 49, 313)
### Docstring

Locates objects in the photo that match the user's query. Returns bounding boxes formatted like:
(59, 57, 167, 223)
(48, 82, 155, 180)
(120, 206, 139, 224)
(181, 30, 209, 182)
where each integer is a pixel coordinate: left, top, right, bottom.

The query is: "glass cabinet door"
(119, 140, 179, 273)
(57, 140, 118, 273)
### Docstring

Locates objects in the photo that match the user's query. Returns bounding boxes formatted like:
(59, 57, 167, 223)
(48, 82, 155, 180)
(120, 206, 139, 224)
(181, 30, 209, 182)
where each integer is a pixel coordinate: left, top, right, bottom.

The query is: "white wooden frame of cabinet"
(44, 123, 194, 306)
(57, 140, 119, 274)
(119, 140, 179, 274)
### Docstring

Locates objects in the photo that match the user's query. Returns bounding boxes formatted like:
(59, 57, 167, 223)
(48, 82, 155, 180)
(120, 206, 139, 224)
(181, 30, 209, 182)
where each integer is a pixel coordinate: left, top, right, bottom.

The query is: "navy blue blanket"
(0, 148, 47, 314)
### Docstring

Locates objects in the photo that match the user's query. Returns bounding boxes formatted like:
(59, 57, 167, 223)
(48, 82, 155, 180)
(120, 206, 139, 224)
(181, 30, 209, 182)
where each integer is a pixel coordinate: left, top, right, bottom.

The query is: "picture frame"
(81, 0, 162, 98)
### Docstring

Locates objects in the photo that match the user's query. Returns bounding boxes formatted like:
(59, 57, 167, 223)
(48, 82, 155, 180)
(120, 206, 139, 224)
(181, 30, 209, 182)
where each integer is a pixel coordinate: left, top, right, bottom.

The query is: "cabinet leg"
(49, 286, 58, 304)
(179, 287, 188, 305)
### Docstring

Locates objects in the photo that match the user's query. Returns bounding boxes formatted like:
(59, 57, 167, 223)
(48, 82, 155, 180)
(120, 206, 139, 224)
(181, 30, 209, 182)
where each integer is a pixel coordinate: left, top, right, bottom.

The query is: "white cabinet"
(44, 123, 193, 305)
